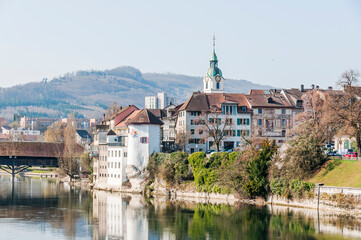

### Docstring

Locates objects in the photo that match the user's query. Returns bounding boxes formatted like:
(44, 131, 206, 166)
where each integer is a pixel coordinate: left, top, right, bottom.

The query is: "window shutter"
(247, 130, 250, 136)
(237, 130, 241, 136)
(246, 119, 250, 125)
(237, 119, 241, 125)
(147, 137, 149, 143)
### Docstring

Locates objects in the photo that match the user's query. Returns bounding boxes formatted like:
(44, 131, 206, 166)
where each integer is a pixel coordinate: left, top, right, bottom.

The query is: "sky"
(0, 0, 360, 89)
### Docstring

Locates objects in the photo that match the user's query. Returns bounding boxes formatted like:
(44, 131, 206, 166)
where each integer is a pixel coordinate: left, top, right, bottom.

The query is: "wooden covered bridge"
(0, 142, 84, 181)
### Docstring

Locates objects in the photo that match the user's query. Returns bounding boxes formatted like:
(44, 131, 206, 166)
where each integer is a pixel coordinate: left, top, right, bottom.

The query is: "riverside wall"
(267, 185, 361, 216)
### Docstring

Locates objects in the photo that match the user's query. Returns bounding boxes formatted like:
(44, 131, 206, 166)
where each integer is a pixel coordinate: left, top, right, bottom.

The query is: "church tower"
(203, 36, 224, 93)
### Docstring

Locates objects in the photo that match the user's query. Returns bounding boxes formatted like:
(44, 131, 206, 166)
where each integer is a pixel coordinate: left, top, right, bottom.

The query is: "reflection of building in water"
(93, 191, 108, 240)
(93, 191, 149, 240)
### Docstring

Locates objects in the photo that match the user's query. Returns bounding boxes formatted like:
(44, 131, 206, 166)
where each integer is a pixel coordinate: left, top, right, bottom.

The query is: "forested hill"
(0, 66, 273, 119)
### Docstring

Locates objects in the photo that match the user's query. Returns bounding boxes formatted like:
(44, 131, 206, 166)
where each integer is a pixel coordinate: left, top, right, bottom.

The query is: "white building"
(106, 131, 128, 187)
(126, 109, 163, 171)
(93, 108, 163, 190)
(145, 93, 175, 109)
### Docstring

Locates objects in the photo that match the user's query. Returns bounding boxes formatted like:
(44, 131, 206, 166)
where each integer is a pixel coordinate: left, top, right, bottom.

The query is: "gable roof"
(76, 130, 92, 139)
(125, 109, 163, 125)
(147, 109, 167, 119)
(107, 130, 116, 136)
(115, 110, 141, 128)
(246, 92, 293, 108)
(179, 92, 251, 113)
(114, 105, 139, 126)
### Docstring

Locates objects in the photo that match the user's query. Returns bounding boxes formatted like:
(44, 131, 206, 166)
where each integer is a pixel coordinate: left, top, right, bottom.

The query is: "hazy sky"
(0, 0, 360, 89)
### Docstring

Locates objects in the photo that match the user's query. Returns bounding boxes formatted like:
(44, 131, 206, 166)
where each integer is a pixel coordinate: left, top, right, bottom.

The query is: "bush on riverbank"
(147, 139, 278, 198)
(270, 178, 315, 199)
(147, 152, 192, 185)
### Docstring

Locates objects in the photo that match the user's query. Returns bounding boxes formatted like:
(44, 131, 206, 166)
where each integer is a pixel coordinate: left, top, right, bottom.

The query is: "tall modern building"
(145, 93, 175, 109)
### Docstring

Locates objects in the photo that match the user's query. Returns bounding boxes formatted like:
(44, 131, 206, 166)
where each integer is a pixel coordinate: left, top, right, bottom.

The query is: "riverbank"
(0, 169, 92, 188)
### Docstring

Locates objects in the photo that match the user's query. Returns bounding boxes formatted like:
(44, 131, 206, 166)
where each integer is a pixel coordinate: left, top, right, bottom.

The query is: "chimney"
(328, 86, 333, 91)
(311, 84, 315, 89)
(316, 85, 319, 89)
(300, 84, 304, 92)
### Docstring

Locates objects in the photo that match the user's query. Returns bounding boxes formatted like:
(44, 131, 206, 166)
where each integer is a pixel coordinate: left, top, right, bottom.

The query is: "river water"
(0, 175, 361, 240)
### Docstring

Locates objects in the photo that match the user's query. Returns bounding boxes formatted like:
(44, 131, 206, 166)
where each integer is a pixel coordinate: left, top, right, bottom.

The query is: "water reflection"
(0, 175, 93, 239)
(1, 175, 361, 239)
(92, 191, 361, 240)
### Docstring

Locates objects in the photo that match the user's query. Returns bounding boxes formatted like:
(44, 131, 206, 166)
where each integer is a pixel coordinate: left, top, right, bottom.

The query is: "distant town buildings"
(20, 116, 96, 131)
(145, 93, 175, 109)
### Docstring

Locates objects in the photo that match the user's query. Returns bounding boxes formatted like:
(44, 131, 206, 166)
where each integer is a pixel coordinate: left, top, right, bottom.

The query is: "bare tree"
(58, 124, 80, 179)
(44, 121, 66, 142)
(175, 130, 188, 151)
(328, 70, 361, 153)
(198, 111, 234, 152)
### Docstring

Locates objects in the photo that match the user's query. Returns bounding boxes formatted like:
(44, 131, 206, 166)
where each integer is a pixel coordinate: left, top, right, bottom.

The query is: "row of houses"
(90, 43, 325, 189)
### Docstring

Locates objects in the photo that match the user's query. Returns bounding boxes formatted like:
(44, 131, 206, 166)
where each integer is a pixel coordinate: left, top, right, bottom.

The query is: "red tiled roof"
(246, 93, 293, 108)
(115, 110, 141, 128)
(114, 105, 139, 126)
(179, 92, 251, 112)
(125, 109, 163, 125)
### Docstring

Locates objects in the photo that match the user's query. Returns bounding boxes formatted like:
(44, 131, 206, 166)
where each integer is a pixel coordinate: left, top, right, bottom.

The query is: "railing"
(108, 143, 126, 147)
(329, 156, 361, 161)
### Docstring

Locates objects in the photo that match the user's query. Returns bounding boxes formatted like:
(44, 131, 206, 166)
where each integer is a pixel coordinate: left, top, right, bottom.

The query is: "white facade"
(145, 92, 175, 109)
(107, 145, 128, 186)
(177, 109, 251, 153)
(203, 74, 225, 93)
(127, 124, 161, 171)
(145, 96, 158, 109)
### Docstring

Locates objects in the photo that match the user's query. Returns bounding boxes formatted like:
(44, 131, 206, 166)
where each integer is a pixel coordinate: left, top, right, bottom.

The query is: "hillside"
(0, 66, 273, 119)
(309, 160, 361, 188)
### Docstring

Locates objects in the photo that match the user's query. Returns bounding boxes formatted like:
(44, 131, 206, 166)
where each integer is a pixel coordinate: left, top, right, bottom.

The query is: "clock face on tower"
(215, 75, 221, 82)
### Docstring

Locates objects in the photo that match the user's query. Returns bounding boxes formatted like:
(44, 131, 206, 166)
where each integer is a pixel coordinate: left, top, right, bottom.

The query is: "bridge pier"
(0, 157, 30, 183)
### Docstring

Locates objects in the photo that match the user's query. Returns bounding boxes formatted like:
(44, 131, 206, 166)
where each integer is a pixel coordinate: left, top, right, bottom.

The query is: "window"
(258, 119, 262, 125)
(199, 129, 203, 135)
(190, 120, 194, 125)
(281, 119, 285, 126)
(115, 151, 117, 157)
(241, 106, 247, 112)
(124, 152, 127, 157)
(281, 109, 286, 114)
(206, 82, 208, 89)
(118, 162, 121, 168)
(216, 82, 220, 89)
(140, 137, 148, 143)
(191, 129, 195, 134)
(258, 109, 262, 114)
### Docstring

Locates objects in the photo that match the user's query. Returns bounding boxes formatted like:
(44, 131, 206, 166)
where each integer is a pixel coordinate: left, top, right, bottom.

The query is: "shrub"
(244, 140, 277, 199)
(270, 178, 315, 199)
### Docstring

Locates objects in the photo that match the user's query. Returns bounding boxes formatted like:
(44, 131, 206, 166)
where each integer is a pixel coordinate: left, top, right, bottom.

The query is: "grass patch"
(309, 160, 361, 188)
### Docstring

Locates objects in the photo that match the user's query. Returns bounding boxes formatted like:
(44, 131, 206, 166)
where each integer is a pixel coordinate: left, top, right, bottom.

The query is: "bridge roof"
(0, 142, 84, 158)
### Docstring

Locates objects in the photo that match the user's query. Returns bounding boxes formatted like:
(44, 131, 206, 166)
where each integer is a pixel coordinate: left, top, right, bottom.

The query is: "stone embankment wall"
(268, 185, 361, 215)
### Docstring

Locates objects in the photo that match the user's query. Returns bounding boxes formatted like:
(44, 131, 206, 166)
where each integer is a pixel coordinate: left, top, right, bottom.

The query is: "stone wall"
(267, 185, 361, 215)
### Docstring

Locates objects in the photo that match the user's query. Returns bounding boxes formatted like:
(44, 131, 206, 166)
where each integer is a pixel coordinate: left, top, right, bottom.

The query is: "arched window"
(216, 82, 220, 89)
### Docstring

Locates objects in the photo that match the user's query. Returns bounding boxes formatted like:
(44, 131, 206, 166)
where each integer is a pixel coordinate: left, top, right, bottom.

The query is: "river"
(0, 174, 360, 239)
